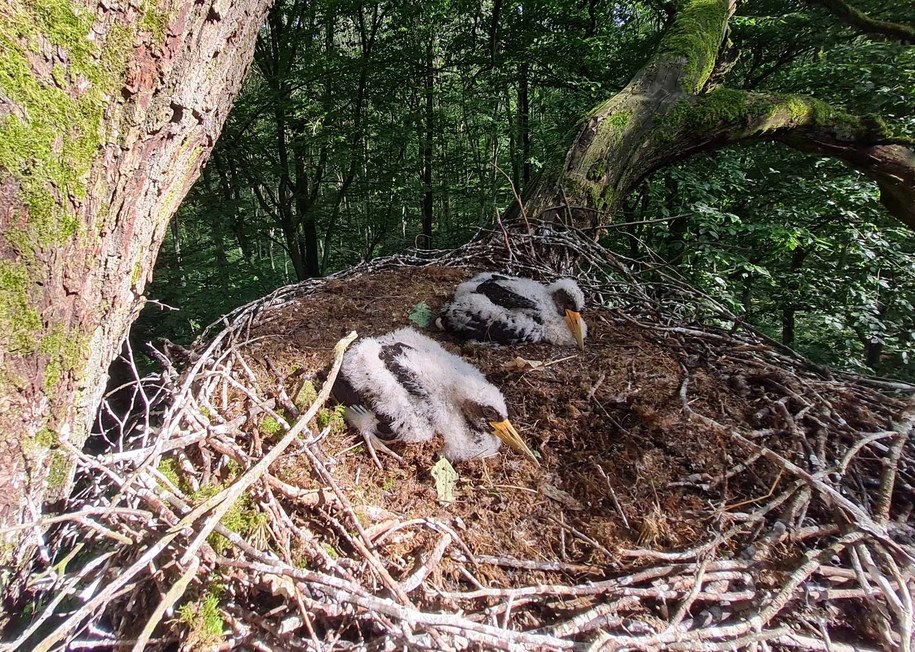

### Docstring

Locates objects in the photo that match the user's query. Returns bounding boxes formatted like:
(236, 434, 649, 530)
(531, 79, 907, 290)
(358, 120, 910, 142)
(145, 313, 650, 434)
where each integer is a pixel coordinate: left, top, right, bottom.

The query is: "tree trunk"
(0, 0, 272, 559)
(781, 247, 808, 346)
(420, 36, 435, 249)
(519, 60, 531, 187)
(781, 307, 796, 346)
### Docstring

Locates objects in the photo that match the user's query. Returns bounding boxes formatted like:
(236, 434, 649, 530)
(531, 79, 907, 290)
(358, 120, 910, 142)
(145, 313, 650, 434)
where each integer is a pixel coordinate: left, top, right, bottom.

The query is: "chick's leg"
(344, 405, 404, 469)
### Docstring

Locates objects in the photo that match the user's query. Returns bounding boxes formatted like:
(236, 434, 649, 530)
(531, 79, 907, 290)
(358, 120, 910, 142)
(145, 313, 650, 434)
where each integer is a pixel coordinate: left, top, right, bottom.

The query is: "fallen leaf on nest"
(539, 481, 583, 510)
(263, 573, 296, 599)
(431, 457, 458, 503)
(502, 356, 546, 372)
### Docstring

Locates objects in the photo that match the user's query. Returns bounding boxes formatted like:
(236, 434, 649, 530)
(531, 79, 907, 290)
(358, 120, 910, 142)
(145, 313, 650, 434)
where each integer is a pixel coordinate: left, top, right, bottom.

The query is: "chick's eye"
(482, 406, 501, 422)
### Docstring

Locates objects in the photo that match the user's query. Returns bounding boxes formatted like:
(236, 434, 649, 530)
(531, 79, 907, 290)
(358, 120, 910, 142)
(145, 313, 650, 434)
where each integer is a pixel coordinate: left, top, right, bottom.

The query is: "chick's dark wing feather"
(447, 311, 532, 344)
(477, 278, 540, 315)
(379, 342, 427, 397)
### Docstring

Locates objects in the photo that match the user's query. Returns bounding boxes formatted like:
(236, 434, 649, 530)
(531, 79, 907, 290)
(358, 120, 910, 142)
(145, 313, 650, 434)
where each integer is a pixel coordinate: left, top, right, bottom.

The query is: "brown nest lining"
(12, 225, 915, 651)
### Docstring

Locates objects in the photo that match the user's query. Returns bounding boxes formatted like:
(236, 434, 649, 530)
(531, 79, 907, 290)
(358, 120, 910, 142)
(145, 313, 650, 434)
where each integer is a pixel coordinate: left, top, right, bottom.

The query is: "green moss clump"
(140, 0, 169, 44)
(224, 458, 242, 479)
(177, 589, 224, 650)
(586, 158, 607, 182)
(592, 186, 615, 212)
(46, 449, 70, 489)
(157, 456, 192, 493)
(661, 89, 752, 139)
(39, 324, 86, 393)
(260, 416, 283, 437)
(657, 89, 890, 150)
(656, 0, 729, 93)
(130, 261, 143, 287)
(317, 405, 346, 434)
(583, 109, 631, 170)
(34, 429, 56, 448)
(0, 0, 141, 400)
(605, 110, 632, 135)
(193, 489, 265, 555)
(0, 0, 129, 250)
(0, 260, 43, 355)
(293, 380, 318, 411)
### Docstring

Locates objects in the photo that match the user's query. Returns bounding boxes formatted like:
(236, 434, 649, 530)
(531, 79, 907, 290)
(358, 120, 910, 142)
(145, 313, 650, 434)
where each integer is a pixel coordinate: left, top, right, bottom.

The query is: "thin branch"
(809, 0, 915, 44)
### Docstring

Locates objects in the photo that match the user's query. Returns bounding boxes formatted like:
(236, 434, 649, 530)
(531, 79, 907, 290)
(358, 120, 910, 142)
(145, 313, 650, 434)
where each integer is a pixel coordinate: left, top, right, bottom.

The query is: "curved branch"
(650, 90, 915, 228)
(777, 136, 915, 229)
(809, 0, 915, 44)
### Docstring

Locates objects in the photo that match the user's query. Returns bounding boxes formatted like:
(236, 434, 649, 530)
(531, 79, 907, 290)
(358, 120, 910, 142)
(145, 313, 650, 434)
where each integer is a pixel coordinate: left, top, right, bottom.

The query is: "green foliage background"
(134, 0, 914, 380)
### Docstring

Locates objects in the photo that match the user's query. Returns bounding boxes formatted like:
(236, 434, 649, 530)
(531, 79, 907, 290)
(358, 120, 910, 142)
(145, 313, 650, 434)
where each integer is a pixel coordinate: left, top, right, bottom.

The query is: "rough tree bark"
(0, 0, 272, 559)
(510, 0, 915, 233)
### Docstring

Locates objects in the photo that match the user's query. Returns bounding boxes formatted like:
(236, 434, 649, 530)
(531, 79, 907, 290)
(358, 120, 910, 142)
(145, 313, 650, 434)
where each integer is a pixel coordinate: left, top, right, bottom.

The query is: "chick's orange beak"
(489, 419, 539, 466)
(564, 309, 585, 350)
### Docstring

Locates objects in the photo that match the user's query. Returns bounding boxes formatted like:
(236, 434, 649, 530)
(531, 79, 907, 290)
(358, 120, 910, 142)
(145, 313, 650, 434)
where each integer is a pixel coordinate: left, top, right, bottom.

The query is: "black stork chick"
(332, 327, 539, 467)
(440, 273, 587, 349)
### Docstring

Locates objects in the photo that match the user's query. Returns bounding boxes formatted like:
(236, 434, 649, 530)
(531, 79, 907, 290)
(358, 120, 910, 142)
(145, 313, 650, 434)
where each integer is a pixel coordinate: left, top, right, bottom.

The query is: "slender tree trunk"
(519, 60, 531, 187)
(0, 0, 272, 560)
(217, 160, 254, 264)
(293, 148, 322, 278)
(420, 37, 435, 249)
(781, 247, 808, 346)
(506, 93, 519, 192)
(782, 307, 796, 346)
(170, 213, 186, 288)
(865, 339, 884, 369)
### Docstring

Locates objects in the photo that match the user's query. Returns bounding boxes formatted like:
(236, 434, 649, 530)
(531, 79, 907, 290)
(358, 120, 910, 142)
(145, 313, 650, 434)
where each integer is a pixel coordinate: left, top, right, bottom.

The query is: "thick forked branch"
(778, 134, 915, 229)
(517, 0, 737, 229)
(513, 0, 915, 233)
(809, 0, 915, 44)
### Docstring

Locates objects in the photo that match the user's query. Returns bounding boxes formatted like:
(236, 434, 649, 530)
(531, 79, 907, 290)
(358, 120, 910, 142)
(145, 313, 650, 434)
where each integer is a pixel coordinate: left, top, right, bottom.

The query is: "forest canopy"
(135, 0, 914, 379)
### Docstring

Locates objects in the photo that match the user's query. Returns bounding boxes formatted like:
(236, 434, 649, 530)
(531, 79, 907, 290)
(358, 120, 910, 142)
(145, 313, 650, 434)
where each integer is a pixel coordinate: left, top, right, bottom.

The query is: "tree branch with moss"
(648, 89, 915, 228)
(511, 0, 914, 234)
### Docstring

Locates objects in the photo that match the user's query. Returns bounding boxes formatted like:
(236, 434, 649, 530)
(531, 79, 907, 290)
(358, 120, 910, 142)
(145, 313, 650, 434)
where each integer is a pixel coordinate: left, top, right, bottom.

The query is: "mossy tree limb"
(0, 0, 273, 571)
(651, 90, 915, 229)
(513, 0, 738, 231)
(510, 0, 914, 235)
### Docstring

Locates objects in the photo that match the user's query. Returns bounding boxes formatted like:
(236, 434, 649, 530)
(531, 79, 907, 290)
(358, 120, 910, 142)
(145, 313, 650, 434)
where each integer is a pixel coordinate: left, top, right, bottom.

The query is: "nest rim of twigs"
(6, 223, 915, 652)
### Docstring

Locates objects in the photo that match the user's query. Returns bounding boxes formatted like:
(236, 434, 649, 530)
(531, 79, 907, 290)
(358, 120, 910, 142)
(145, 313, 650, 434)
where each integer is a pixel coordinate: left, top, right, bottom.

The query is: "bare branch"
(809, 0, 915, 44)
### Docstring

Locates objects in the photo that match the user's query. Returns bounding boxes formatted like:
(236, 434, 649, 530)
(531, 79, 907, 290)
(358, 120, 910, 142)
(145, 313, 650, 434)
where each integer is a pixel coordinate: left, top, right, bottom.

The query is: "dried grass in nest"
(4, 223, 914, 651)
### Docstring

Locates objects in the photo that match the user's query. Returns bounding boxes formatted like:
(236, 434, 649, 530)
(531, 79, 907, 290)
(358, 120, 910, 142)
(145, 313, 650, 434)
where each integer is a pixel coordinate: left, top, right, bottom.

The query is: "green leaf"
(408, 301, 433, 328)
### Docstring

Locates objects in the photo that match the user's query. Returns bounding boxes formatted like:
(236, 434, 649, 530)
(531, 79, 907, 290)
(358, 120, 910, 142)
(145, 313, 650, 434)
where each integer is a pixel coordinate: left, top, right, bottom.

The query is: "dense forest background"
(134, 0, 915, 379)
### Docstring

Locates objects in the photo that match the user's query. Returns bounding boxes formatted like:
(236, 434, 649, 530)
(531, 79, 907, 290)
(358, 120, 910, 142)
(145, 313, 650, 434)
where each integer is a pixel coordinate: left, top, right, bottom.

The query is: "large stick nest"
(7, 225, 914, 651)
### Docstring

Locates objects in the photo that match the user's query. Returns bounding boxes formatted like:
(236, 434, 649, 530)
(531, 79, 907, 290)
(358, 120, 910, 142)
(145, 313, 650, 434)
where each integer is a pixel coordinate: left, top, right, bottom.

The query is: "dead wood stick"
(171, 331, 357, 563)
(876, 398, 915, 525)
(664, 560, 708, 632)
(730, 432, 912, 561)
(30, 334, 355, 652)
(130, 556, 201, 652)
(401, 532, 452, 593)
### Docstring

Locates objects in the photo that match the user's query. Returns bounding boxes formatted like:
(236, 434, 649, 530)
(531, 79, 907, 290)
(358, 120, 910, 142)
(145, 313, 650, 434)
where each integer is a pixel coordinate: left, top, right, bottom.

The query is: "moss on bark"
(656, 0, 730, 93)
(656, 89, 893, 144)
(0, 1, 139, 404)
